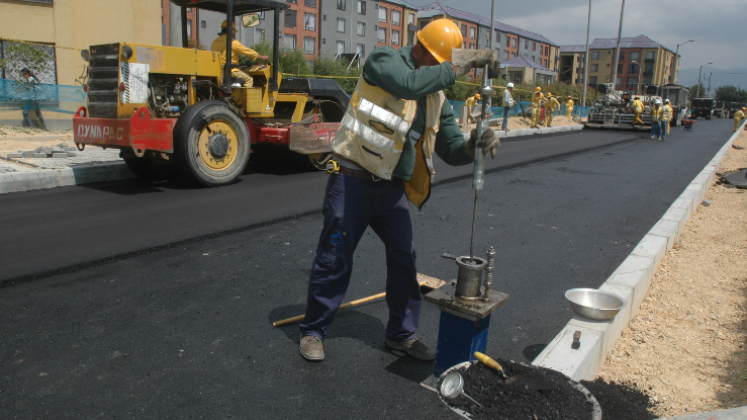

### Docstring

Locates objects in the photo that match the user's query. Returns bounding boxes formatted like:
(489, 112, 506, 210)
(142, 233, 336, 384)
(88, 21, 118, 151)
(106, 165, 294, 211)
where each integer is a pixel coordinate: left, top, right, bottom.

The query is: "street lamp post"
(631, 60, 643, 95)
(581, 0, 592, 109)
(697, 62, 712, 97)
(611, 0, 626, 90)
(674, 39, 694, 84)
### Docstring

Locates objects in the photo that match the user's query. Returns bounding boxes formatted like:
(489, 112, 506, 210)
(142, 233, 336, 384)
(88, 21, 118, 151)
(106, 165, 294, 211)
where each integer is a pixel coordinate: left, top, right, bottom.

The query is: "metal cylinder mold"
(455, 256, 486, 300)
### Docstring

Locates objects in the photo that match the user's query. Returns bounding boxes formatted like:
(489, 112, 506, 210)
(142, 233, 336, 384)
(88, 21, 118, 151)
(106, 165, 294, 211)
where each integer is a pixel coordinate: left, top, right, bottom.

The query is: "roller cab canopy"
(169, 0, 289, 14)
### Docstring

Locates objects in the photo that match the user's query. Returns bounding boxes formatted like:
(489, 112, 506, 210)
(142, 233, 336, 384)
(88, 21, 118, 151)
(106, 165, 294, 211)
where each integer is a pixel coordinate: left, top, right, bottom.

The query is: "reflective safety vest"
(332, 75, 446, 208)
(633, 100, 644, 113)
(651, 106, 662, 122)
(662, 105, 673, 121)
(503, 90, 514, 108)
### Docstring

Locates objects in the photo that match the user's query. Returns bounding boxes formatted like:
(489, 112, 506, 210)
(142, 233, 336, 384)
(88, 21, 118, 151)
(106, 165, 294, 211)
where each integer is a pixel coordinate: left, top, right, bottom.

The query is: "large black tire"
(173, 100, 250, 187)
(124, 157, 178, 181)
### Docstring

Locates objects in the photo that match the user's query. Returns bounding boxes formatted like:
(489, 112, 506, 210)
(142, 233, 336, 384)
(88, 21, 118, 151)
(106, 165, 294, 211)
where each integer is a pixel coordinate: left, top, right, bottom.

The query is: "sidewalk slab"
(659, 406, 747, 420)
(533, 120, 745, 382)
(496, 124, 583, 138)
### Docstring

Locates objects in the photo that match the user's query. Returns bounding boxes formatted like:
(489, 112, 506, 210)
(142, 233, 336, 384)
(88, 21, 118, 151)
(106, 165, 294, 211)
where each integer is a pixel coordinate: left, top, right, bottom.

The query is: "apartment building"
(558, 45, 586, 84)
(586, 35, 678, 94)
(416, 2, 559, 78)
(376, 0, 418, 50)
(0, 0, 160, 85)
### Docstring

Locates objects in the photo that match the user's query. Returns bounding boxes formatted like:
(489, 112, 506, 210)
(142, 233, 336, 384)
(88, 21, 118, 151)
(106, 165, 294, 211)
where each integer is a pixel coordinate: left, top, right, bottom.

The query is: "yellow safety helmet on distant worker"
(546, 92, 553, 97)
(221, 20, 238, 32)
(535, 86, 542, 92)
(416, 18, 463, 63)
(475, 94, 481, 100)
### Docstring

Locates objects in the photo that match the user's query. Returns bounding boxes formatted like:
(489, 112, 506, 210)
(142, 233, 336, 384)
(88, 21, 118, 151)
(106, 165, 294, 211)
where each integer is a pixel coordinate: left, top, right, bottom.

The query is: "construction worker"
(632, 96, 644, 127)
(566, 96, 574, 119)
(544, 92, 560, 127)
(651, 99, 663, 140)
(531, 86, 544, 128)
(662, 99, 673, 139)
(211, 20, 269, 87)
(298, 18, 500, 362)
(502, 83, 515, 131)
(734, 107, 746, 132)
(465, 93, 481, 123)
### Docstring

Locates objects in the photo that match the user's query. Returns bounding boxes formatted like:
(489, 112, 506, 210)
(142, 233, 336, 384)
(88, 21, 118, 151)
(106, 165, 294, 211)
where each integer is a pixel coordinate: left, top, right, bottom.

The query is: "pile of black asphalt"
(0, 120, 734, 419)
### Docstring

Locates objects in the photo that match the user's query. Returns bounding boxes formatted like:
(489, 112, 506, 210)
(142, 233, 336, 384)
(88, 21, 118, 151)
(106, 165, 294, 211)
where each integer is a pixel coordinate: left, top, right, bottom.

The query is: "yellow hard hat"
(535, 86, 542, 92)
(221, 20, 238, 32)
(546, 92, 553, 97)
(416, 19, 463, 63)
(475, 94, 481, 100)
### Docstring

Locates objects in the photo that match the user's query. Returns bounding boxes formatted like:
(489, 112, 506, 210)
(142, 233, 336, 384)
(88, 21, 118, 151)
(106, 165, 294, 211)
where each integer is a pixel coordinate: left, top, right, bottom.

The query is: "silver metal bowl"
(565, 288, 627, 321)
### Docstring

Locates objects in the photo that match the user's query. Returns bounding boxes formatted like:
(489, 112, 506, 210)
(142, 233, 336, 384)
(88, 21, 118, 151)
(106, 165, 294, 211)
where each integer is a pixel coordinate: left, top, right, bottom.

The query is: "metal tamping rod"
(469, 63, 492, 261)
(483, 246, 495, 302)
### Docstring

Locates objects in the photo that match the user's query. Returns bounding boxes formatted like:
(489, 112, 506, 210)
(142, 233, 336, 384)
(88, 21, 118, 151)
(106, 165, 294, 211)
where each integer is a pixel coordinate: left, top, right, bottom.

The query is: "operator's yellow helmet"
(546, 92, 553, 97)
(535, 86, 542, 92)
(221, 20, 239, 32)
(416, 19, 463, 63)
(475, 94, 481, 100)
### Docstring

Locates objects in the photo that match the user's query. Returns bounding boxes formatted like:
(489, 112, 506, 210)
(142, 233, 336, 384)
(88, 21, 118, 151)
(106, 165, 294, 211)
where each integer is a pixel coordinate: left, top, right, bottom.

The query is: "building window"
(255, 28, 265, 43)
(627, 77, 637, 86)
(462, 41, 466, 49)
(304, 13, 316, 31)
(461, 24, 467, 37)
(337, 0, 346, 10)
(285, 0, 297, 3)
(646, 51, 655, 60)
(285, 9, 297, 28)
(378, 27, 386, 43)
(589, 76, 597, 84)
(305, 0, 317, 6)
(391, 30, 399, 46)
(645, 64, 653, 72)
(505, 51, 509, 60)
(357, 22, 365, 36)
(494, 31, 500, 43)
(200, 20, 206, 28)
(392, 10, 400, 25)
(186, 19, 192, 38)
(337, 18, 345, 33)
(304, 37, 315, 55)
(615, 76, 622, 85)
(511, 38, 516, 48)
(591, 51, 599, 59)
(643, 77, 652, 85)
(617, 63, 623, 73)
(532, 42, 536, 51)
(358, 1, 366, 15)
(525, 40, 528, 49)
(590, 63, 598, 72)
(628, 64, 638, 74)
(469, 43, 474, 49)
(532, 55, 536, 62)
(544, 59, 548, 67)
(511, 52, 516, 58)
(470, 27, 475, 40)
(408, 13, 414, 25)
(356, 43, 365, 58)
(284, 34, 297, 50)
(337, 40, 345, 55)
(630, 51, 639, 61)
(506, 37, 510, 47)
(618, 51, 624, 61)
(379, 7, 387, 22)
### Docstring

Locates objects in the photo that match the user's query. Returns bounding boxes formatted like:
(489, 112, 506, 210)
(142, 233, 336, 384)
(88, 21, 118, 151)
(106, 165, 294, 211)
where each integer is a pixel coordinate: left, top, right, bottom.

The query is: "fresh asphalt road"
(0, 119, 736, 419)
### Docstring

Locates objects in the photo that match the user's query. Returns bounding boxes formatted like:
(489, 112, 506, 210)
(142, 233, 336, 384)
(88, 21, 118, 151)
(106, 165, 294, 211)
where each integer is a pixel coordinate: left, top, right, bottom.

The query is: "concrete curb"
(532, 120, 746, 382)
(495, 124, 583, 138)
(660, 406, 747, 420)
(0, 162, 136, 194)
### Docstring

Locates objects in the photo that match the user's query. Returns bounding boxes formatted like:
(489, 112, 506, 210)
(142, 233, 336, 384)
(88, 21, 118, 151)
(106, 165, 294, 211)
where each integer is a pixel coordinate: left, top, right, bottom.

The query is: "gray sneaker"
(300, 335, 324, 361)
(385, 337, 436, 361)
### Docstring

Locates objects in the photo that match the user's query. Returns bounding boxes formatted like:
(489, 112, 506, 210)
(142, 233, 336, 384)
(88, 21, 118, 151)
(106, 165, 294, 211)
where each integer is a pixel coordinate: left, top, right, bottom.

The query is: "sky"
(406, 0, 747, 90)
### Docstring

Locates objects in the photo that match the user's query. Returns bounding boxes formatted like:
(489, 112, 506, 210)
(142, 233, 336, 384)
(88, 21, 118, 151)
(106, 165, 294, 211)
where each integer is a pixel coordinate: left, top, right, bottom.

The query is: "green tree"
(689, 83, 706, 99)
(0, 41, 54, 81)
(444, 75, 476, 102)
(249, 41, 312, 76)
(312, 56, 360, 94)
(714, 85, 747, 104)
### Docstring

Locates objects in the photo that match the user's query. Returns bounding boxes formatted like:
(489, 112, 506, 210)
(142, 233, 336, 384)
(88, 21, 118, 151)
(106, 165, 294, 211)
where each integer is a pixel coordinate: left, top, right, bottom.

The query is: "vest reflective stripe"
(662, 105, 672, 121)
(332, 75, 417, 180)
(633, 100, 643, 113)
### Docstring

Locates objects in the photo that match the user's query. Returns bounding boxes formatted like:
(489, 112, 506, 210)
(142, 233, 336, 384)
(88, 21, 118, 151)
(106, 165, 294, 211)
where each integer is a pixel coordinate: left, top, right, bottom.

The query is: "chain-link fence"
(1, 40, 57, 85)
(0, 79, 86, 130)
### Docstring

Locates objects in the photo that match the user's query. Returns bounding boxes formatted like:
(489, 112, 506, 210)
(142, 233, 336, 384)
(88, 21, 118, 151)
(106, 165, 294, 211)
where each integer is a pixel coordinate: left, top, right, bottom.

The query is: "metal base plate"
(424, 284, 509, 322)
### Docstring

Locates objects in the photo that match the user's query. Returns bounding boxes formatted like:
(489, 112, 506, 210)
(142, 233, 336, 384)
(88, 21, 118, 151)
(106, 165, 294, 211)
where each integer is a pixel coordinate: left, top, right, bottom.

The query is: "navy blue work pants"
(502, 106, 510, 131)
(651, 121, 662, 139)
(299, 173, 420, 342)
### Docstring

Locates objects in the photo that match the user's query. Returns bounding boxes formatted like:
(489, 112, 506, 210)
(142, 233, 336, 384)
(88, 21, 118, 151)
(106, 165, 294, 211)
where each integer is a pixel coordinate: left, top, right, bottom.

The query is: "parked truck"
(657, 84, 689, 127)
(73, 0, 348, 186)
(729, 102, 747, 118)
(690, 98, 715, 120)
(714, 101, 725, 118)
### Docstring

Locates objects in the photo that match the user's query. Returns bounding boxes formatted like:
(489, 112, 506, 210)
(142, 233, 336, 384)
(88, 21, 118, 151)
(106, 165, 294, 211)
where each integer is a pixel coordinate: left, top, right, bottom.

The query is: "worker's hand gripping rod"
(469, 64, 492, 261)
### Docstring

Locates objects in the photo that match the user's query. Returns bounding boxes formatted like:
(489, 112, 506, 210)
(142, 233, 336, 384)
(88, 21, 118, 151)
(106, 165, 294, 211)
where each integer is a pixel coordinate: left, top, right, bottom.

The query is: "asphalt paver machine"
(74, 0, 349, 186)
(585, 83, 662, 130)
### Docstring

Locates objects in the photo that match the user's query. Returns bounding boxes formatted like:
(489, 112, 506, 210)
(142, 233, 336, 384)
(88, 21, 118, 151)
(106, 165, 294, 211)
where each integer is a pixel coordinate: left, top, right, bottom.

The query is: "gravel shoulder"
(596, 130, 747, 418)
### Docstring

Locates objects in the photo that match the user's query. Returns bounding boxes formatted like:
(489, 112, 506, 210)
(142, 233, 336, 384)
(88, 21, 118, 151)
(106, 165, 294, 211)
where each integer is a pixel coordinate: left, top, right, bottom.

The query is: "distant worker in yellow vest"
(632, 96, 644, 126)
(544, 92, 560, 127)
(531, 86, 544, 128)
(566, 96, 574, 119)
(465, 93, 481, 123)
(211, 20, 269, 87)
(662, 99, 673, 138)
(734, 106, 746, 132)
(650, 99, 663, 140)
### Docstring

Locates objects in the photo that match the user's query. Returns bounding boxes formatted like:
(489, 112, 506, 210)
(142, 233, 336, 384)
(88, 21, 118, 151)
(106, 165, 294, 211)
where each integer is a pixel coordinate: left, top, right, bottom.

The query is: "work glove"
(465, 126, 500, 159)
(451, 49, 501, 79)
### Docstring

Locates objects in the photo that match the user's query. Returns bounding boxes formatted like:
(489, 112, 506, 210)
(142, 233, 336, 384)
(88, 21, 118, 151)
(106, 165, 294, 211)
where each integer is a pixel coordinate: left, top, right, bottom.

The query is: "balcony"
(644, 58, 655, 64)
(643, 70, 654, 76)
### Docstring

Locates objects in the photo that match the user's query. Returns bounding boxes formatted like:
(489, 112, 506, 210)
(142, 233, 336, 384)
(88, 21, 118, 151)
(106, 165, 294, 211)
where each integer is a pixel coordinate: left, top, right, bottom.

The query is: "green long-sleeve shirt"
(362, 46, 473, 181)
